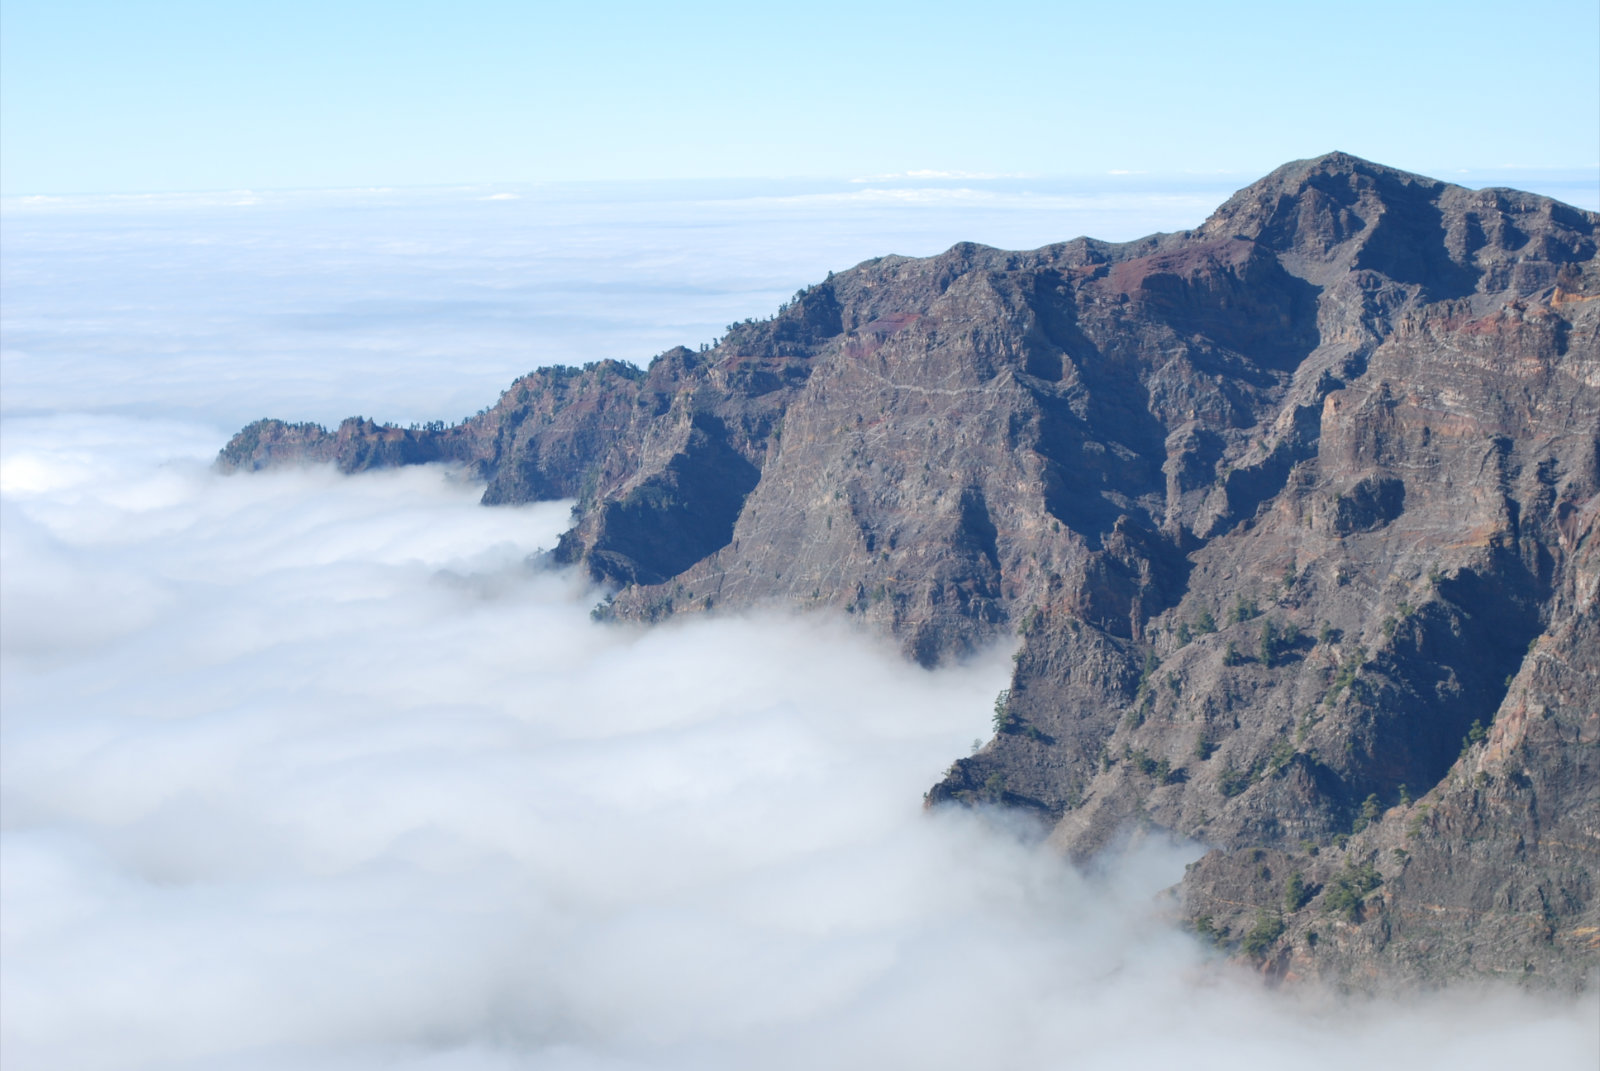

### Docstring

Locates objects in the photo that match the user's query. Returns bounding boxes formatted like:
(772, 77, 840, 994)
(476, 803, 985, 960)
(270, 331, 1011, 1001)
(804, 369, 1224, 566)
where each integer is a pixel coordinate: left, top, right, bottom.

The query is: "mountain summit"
(221, 154, 1600, 989)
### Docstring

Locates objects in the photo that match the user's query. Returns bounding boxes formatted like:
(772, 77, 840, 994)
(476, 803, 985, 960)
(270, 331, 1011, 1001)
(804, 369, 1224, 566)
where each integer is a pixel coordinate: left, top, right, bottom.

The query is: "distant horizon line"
(5, 162, 1598, 204)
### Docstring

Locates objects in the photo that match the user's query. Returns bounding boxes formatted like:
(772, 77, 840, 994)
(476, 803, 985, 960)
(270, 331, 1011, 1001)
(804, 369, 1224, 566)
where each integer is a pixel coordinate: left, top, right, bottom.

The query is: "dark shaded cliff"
(220, 153, 1600, 990)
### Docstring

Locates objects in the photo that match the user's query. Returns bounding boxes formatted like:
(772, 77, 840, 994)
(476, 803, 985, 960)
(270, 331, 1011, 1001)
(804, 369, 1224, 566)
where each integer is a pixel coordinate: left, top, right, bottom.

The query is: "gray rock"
(218, 153, 1600, 989)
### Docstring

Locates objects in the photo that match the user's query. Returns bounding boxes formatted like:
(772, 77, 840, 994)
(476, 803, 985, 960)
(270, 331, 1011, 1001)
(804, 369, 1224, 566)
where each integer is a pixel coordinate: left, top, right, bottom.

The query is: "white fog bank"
(2, 417, 1594, 1071)
(4, 181, 1597, 1069)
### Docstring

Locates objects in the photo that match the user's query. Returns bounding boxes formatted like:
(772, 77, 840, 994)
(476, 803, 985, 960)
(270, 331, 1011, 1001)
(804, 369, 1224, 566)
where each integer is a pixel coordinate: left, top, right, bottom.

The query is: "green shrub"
(1351, 793, 1382, 833)
(1230, 595, 1260, 624)
(1284, 871, 1311, 912)
(1241, 910, 1286, 958)
(1266, 735, 1296, 775)
(1322, 860, 1382, 921)
(1259, 618, 1281, 667)
(1218, 765, 1251, 798)
(1137, 650, 1160, 694)
(1324, 645, 1366, 705)
(992, 689, 1017, 734)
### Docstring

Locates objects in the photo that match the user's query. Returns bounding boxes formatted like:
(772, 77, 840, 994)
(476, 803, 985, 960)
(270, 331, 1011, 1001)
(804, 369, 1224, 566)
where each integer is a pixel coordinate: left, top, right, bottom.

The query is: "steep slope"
(219, 153, 1600, 988)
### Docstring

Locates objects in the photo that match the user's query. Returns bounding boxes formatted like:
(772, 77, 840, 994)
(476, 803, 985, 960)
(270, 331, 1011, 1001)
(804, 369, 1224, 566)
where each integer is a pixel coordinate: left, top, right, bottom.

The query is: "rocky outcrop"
(218, 153, 1600, 990)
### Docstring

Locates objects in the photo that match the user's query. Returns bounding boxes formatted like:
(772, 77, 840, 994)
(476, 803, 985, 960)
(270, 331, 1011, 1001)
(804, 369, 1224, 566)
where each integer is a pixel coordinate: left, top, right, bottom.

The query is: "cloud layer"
(2, 185, 1596, 1070)
(3, 418, 1595, 1071)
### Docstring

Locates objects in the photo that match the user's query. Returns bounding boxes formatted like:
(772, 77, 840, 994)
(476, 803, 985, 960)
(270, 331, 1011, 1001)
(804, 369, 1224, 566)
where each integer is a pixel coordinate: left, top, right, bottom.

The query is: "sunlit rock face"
(221, 153, 1600, 989)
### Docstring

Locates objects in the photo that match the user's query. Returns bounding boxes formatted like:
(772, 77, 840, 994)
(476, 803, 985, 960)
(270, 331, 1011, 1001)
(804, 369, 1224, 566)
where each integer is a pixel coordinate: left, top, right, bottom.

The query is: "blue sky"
(4, 0, 1597, 194)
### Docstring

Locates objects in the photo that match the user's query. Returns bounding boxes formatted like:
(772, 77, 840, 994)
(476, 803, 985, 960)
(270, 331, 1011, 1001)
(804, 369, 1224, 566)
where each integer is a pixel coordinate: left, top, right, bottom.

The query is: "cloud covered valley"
(2, 184, 1595, 1070)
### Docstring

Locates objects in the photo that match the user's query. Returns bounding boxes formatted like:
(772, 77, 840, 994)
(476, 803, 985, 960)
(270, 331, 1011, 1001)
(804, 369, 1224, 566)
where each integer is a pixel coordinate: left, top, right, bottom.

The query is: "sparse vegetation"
(992, 689, 1017, 734)
(1284, 870, 1311, 911)
(1137, 650, 1160, 694)
(1351, 792, 1382, 833)
(1324, 645, 1366, 705)
(1230, 595, 1260, 624)
(1258, 618, 1285, 666)
(1265, 734, 1296, 775)
(1218, 764, 1251, 798)
(1126, 747, 1176, 784)
(1322, 859, 1383, 921)
(1241, 910, 1286, 958)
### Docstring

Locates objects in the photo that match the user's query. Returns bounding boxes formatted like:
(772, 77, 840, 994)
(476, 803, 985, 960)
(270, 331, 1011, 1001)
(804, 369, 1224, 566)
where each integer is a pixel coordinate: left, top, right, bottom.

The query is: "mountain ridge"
(219, 153, 1600, 989)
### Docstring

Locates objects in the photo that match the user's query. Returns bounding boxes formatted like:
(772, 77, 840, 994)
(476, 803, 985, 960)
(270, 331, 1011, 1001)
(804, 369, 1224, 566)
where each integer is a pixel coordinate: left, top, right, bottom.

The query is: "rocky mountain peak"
(217, 157, 1600, 990)
(1199, 151, 1595, 299)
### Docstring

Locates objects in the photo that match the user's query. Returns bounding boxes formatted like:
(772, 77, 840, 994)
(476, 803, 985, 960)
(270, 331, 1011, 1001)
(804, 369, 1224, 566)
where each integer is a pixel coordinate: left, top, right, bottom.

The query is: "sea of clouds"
(3, 178, 1596, 1070)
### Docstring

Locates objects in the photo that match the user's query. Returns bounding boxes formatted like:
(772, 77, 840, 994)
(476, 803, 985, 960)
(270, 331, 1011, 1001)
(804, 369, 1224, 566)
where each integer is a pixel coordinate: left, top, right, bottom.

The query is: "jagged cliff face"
(219, 153, 1600, 990)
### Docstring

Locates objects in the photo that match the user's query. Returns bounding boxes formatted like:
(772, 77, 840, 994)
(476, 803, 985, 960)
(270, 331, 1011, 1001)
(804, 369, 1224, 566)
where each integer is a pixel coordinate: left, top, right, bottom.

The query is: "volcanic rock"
(219, 153, 1600, 989)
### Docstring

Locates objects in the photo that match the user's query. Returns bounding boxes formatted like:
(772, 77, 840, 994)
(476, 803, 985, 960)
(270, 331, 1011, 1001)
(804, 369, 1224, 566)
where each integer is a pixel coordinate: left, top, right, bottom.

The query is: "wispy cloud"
(850, 169, 1026, 183)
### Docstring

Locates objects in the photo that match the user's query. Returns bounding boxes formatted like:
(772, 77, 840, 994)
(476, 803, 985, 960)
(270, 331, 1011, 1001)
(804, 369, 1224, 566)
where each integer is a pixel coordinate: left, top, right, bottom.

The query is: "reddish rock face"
(220, 153, 1600, 990)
